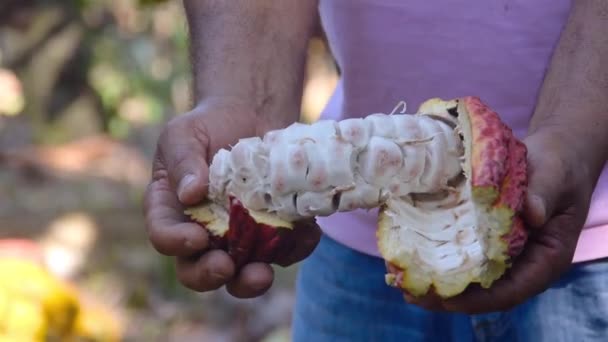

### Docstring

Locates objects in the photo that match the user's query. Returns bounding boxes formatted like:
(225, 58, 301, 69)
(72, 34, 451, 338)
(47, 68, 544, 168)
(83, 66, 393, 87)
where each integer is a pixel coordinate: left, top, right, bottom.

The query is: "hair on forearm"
(182, 0, 319, 131)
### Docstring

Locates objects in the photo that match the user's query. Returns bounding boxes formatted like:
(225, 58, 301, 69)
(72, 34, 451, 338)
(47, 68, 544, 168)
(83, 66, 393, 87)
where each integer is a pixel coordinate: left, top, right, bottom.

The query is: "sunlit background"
(0, 1, 338, 341)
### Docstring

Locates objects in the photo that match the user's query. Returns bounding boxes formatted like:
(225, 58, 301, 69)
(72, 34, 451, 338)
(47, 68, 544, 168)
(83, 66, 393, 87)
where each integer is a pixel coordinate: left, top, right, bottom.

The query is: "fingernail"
(529, 194, 547, 226)
(178, 174, 196, 201)
(403, 293, 416, 303)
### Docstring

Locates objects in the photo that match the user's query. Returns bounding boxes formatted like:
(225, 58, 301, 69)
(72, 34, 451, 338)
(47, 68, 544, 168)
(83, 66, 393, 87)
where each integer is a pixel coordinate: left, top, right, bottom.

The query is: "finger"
(176, 249, 235, 292)
(144, 177, 209, 256)
(274, 220, 321, 267)
(383, 261, 448, 311)
(226, 263, 274, 298)
(402, 291, 446, 312)
(442, 215, 576, 314)
(159, 114, 210, 205)
(522, 133, 568, 228)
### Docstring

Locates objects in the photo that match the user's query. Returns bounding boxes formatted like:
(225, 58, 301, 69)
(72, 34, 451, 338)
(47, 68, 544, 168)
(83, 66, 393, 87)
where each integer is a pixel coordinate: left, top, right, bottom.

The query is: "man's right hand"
(143, 100, 321, 298)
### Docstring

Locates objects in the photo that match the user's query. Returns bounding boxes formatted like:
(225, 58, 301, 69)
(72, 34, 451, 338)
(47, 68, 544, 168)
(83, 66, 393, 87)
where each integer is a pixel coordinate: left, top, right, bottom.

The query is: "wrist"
(525, 126, 605, 183)
(186, 98, 258, 156)
(194, 90, 302, 135)
(194, 96, 258, 117)
(188, 95, 301, 158)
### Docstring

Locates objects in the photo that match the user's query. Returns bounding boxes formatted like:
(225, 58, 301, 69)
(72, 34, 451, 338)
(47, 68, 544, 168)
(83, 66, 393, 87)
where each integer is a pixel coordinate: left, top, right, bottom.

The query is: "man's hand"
(400, 0, 608, 313)
(401, 128, 598, 313)
(145, 0, 319, 298)
(143, 101, 321, 298)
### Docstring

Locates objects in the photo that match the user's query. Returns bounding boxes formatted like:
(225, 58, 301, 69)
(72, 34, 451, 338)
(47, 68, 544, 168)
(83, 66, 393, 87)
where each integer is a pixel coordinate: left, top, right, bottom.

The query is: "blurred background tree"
(0, 1, 338, 341)
(0, 0, 191, 148)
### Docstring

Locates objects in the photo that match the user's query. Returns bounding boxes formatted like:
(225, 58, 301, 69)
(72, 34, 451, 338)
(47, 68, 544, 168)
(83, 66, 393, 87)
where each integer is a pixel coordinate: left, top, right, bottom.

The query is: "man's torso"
(316, 0, 608, 262)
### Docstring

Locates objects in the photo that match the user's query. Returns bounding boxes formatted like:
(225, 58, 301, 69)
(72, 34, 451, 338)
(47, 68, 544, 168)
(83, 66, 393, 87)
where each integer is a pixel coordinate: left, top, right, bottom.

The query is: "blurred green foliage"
(0, 0, 193, 142)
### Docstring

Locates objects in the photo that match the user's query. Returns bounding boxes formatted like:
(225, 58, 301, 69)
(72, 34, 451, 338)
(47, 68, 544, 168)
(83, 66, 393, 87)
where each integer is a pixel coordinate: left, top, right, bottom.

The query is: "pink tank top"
(316, 0, 608, 263)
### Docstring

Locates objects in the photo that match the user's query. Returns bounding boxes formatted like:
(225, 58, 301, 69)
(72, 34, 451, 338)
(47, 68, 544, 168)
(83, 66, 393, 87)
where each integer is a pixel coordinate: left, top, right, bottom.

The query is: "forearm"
(529, 0, 608, 176)
(183, 0, 318, 133)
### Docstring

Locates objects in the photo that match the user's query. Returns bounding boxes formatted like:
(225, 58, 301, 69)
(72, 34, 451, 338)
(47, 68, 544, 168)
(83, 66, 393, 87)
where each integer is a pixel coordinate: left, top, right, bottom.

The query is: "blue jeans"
(292, 234, 608, 342)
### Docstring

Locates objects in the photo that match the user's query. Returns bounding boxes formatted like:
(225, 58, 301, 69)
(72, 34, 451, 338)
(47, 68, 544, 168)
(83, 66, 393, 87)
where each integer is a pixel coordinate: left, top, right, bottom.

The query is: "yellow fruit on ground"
(0, 258, 80, 338)
(0, 287, 48, 341)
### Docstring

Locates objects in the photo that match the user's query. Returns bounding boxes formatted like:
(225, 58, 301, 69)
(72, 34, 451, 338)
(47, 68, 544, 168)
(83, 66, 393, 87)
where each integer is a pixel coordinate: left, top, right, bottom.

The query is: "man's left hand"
(401, 127, 597, 314)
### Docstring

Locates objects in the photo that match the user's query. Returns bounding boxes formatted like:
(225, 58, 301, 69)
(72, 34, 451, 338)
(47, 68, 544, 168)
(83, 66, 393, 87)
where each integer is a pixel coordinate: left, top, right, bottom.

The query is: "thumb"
(159, 114, 210, 205)
(522, 133, 566, 228)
